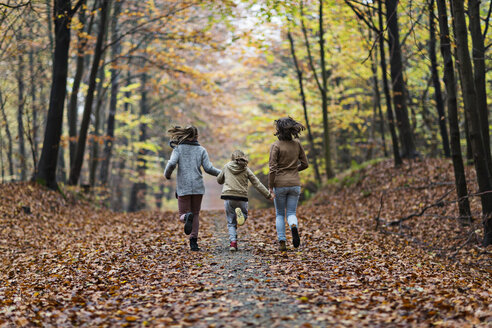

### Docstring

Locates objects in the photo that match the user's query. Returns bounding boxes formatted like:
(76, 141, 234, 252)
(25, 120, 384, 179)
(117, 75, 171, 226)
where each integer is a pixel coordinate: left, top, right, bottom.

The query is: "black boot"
(291, 224, 300, 248)
(184, 212, 194, 235)
(190, 237, 200, 251)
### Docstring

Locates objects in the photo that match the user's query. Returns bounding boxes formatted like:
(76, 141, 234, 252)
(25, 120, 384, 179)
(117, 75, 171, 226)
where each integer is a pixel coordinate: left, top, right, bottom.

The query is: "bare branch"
(0, 1, 30, 9)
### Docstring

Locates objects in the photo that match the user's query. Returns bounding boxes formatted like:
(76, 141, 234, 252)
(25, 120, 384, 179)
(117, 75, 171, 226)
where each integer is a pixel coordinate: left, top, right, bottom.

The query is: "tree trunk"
(451, 0, 492, 246)
(112, 68, 132, 211)
(128, 73, 149, 212)
(29, 43, 38, 164)
(67, 8, 90, 168)
(89, 65, 107, 188)
(17, 52, 26, 181)
(318, 1, 335, 178)
(0, 90, 14, 179)
(385, 0, 418, 158)
(435, 0, 471, 221)
(370, 40, 387, 157)
(378, 0, 402, 166)
(36, 0, 82, 190)
(68, 0, 110, 186)
(287, 30, 322, 184)
(100, 0, 122, 185)
(429, 0, 451, 158)
(300, 0, 334, 178)
(468, 0, 492, 179)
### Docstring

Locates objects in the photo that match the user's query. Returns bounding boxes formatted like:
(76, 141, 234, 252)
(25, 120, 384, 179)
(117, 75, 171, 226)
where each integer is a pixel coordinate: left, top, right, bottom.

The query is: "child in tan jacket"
(217, 150, 274, 251)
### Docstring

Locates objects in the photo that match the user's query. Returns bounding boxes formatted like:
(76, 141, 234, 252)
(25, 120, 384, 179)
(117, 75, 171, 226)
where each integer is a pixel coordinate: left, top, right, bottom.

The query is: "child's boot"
(235, 208, 245, 226)
(229, 241, 238, 251)
(279, 240, 287, 251)
(184, 212, 194, 235)
(190, 237, 200, 251)
(291, 224, 300, 248)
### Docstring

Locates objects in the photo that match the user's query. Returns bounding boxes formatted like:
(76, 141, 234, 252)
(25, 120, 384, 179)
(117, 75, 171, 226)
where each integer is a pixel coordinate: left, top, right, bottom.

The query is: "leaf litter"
(0, 158, 491, 327)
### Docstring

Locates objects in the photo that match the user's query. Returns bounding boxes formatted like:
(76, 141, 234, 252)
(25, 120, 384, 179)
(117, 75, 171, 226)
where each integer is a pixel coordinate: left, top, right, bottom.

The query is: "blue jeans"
(274, 186, 301, 241)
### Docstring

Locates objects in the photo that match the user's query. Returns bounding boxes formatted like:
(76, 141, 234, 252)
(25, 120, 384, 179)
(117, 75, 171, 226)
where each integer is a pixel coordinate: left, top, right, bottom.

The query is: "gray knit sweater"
(164, 144, 221, 196)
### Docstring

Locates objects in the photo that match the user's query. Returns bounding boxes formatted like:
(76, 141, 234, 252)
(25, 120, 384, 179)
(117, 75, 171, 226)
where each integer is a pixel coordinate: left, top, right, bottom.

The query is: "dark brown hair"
(274, 117, 305, 141)
(168, 125, 198, 144)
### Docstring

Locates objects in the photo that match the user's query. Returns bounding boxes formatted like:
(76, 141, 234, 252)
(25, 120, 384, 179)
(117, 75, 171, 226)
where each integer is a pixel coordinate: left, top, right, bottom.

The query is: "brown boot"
(279, 240, 287, 251)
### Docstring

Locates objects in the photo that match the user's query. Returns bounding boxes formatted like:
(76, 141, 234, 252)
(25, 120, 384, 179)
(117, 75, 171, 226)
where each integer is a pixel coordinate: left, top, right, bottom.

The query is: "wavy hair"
(274, 117, 305, 141)
(168, 125, 198, 145)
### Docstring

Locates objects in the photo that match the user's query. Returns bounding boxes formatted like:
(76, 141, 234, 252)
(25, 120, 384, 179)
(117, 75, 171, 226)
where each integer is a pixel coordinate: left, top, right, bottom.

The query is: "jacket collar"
(169, 140, 200, 149)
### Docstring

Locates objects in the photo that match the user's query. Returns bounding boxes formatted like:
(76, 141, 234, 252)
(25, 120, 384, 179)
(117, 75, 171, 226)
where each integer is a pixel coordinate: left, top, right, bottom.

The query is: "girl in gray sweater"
(164, 126, 221, 251)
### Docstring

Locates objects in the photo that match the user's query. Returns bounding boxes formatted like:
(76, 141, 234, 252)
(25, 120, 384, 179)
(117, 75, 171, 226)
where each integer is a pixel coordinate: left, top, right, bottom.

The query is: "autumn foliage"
(0, 159, 490, 326)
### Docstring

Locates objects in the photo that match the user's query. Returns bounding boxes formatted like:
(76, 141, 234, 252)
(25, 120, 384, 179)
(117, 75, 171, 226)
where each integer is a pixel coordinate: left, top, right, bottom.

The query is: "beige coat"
(217, 161, 271, 200)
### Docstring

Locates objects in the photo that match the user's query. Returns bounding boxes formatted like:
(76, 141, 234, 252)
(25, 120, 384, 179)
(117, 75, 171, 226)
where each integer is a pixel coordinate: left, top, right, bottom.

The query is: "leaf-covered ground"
(0, 159, 491, 327)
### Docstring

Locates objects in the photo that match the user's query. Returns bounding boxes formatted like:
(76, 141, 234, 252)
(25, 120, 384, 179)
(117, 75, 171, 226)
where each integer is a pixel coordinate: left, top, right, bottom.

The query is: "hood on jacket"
(227, 150, 248, 174)
(226, 160, 248, 175)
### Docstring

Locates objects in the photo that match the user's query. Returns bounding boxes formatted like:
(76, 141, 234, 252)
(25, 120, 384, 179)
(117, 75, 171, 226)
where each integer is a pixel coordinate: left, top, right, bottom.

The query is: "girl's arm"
(298, 142, 309, 171)
(247, 168, 271, 199)
(217, 166, 225, 184)
(201, 149, 221, 177)
(164, 148, 179, 179)
(268, 143, 279, 189)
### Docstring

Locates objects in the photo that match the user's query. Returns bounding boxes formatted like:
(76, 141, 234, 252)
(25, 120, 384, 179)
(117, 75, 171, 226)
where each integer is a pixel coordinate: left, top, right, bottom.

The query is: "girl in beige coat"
(217, 150, 273, 251)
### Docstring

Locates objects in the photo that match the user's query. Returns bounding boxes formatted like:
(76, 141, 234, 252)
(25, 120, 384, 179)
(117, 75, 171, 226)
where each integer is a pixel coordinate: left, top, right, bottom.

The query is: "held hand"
(269, 192, 275, 201)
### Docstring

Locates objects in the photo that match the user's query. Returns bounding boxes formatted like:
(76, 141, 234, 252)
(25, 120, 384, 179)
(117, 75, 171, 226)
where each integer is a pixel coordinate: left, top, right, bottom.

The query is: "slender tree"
(369, 37, 387, 157)
(35, 0, 85, 189)
(428, 0, 450, 157)
(68, 0, 110, 186)
(100, 0, 122, 185)
(89, 62, 107, 188)
(67, 7, 92, 168)
(468, 0, 492, 179)
(287, 30, 322, 184)
(451, 0, 492, 246)
(378, 0, 402, 166)
(0, 90, 14, 179)
(16, 45, 26, 180)
(300, 0, 335, 178)
(384, 0, 418, 158)
(435, 0, 471, 221)
(128, 72, 149, 212)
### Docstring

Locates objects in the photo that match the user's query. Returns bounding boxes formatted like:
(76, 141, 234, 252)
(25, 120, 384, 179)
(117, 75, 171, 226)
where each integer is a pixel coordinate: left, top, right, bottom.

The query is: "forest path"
(186, 213, 315, 327)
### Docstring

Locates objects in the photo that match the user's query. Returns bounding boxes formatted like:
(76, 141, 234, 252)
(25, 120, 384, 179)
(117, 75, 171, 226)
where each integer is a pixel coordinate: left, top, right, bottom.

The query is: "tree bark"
(435, 0, 471, 221)
(385, 0, 418, 158)
(100, 0, 122, 185)
(428, 0, 451, 158)
(370, 39, 387, 157)
(17, 52, 26, 181)
(287, 30, 322, 184)
(68, 0, 110, 186)
(468, 0, 492, 179)
(0, 90, 14, 179)
(300, 0, 335, 178)
(89, 63, 107, 188)
(36, 0, 83, 190)
(318, 1, 335, 178)
(378, 0, 402, 166)
(67, 8, 90, 168)
(28, 40, 38, 164)
(451, 0, 492, 246)
(128, 73, 149, 212)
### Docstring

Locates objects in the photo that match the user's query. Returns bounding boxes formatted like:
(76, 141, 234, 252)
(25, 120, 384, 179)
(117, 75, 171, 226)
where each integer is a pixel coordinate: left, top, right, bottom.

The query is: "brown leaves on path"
(0, 158, 491, 327)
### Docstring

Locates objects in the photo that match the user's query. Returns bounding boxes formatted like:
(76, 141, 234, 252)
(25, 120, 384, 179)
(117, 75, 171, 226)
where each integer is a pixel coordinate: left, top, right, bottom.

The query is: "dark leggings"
(178, 194, 203, 239)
